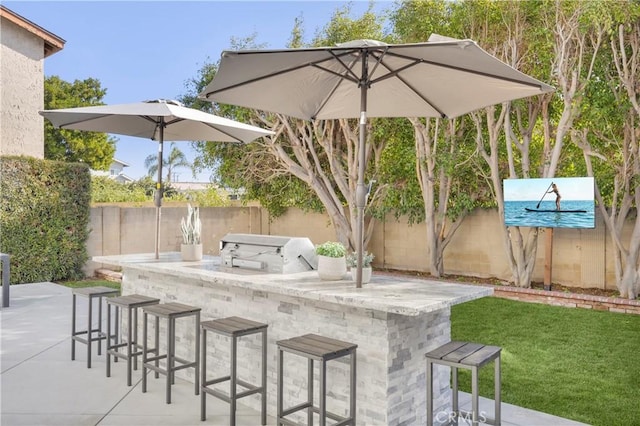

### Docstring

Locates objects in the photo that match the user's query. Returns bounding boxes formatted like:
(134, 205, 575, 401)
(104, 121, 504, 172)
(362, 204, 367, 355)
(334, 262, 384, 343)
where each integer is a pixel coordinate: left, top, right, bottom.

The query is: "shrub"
(0, 156, 90, 284)
(91, 176, 149, 203)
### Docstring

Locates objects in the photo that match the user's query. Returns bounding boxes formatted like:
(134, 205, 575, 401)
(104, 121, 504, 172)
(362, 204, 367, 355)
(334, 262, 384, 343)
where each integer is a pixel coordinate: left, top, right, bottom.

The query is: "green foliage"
(44, 76, 116, 170)
(90, 175, 229, 207)
(91, 176, 149, 203)
(390, 0, 453, 42)
(315, 241, 347, 258)
(243, 176, 324, 218)
(314, 3, 388, 46)
(0, 157, 90, 284)
(346, 251, 374, 267)
(372, 121, 424, 223)
(172, 186, 229, 207)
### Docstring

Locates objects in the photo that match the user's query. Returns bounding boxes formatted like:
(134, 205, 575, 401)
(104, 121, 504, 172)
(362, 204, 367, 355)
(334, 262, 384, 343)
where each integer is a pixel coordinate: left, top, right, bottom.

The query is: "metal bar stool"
(425, 341, 501, 426)
(277, 333, 357, 426)
(106, 294, 160, 386)
(71, 286, 119, 368)
(200, 316, 268, 425)
(141, 302, 201, 404)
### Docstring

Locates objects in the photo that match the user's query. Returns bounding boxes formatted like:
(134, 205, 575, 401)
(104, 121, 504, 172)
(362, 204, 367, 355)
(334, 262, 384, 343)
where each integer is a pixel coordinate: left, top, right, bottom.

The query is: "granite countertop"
(93, 253, 492, 316)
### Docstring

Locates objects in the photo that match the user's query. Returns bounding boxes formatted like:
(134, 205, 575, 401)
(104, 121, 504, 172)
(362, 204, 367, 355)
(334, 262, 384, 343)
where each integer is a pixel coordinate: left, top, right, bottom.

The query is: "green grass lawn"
(452, 297, 640, 426)
(56, 279, 121, 290)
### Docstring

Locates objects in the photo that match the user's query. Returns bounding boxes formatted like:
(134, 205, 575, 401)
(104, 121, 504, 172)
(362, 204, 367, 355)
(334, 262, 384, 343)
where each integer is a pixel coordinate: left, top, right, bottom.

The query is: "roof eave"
(1, 5, 65, 58)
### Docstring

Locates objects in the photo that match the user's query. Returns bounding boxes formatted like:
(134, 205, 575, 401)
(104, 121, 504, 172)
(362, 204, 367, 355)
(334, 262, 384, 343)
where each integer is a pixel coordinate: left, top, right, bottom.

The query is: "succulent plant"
(346, 251, 375, 268)
(180, 204, 201, 245)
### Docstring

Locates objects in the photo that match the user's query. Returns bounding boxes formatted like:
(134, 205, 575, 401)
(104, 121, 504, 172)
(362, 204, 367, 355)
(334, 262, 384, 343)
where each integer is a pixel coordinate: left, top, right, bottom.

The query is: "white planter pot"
(181, 243, 203, 261)
(350, 267, 372, 284)
(317, 255, 347, 280)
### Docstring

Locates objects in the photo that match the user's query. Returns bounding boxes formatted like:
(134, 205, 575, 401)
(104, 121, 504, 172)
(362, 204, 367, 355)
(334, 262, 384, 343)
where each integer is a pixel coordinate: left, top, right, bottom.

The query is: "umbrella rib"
(58, 115, 110, 128)
(369, 55, 448, 118)
(324, 49, 361, 83)
(384, 50, 545, 89)
(310, 50, 362, 119)
(140, 115, 164, 141)
(201, 123, 245, 143)
(394, 73, 447, 118)
(312, 64, 358, 84)
(203, 54, 354, 98)
(364, 46, 389, 86)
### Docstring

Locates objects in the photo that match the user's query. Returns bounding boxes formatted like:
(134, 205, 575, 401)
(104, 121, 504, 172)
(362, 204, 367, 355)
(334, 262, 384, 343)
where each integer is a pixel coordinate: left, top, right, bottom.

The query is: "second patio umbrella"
(199, 35, 554, 287)
(40, 99, 274, 259)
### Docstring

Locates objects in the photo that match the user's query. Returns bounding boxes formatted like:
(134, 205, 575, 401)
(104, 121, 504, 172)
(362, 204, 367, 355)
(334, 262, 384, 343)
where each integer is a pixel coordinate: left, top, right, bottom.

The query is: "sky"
(8, 0, 391, 181)
(503, 177, 595, 202)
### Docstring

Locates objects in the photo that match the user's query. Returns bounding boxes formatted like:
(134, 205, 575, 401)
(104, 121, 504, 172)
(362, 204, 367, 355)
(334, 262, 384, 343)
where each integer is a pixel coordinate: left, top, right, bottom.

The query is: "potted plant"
(347, 251, 375, 284)
(315, 241, 347, 280)
(180, 204, 202, 261)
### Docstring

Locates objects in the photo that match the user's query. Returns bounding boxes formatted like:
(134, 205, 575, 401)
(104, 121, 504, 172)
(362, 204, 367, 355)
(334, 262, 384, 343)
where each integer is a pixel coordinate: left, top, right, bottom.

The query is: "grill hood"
(219, 233, 318, 274)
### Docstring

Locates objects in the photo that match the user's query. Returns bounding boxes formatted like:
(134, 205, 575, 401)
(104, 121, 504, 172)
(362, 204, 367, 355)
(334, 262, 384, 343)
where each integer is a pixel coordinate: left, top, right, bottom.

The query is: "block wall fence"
(87, 205, 634, 291)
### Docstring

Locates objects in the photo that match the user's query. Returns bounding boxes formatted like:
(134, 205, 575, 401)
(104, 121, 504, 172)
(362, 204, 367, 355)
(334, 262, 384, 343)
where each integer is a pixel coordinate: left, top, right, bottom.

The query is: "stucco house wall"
(0, 6, 64, 158)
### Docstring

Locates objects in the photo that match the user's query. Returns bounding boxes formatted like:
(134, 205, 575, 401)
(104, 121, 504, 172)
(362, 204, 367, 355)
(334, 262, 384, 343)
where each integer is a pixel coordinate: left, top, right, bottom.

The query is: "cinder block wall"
(88, 205, 628, 291)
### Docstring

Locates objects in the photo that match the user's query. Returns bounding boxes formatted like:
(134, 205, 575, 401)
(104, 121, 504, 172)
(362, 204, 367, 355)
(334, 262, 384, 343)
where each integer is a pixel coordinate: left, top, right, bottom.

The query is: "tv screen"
(503, 177, 595, 229)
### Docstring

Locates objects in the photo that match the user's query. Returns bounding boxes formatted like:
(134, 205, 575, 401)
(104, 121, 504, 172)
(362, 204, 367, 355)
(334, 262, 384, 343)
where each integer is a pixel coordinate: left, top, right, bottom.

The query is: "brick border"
(488, 285, 640, 315)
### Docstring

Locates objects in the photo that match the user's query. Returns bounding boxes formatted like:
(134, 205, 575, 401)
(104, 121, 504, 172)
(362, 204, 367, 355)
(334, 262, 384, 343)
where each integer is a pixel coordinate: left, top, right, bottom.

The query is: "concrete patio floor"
(1, 282, 589, 426)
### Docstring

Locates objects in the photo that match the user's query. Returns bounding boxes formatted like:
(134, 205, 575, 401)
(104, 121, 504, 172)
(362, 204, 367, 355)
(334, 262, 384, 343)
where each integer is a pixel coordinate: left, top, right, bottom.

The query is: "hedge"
(0, 156, 90, 284)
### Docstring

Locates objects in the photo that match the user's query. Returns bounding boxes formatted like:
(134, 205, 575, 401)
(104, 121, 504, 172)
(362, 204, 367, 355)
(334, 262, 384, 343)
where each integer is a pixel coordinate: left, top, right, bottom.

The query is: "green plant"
(346, 251, 375, 267)
(91, 176, 149, 203)
(315, 241, 346, 258)
(57, 279, 120, 290)
(180, 203, 201, 244)
(0, 156, 90, 284)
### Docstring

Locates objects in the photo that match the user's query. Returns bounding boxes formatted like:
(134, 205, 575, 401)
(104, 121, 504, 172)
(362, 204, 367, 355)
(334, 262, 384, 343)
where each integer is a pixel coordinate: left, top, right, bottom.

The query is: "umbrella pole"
(355, 53, 369, 289)
(154, 123, 165, 259)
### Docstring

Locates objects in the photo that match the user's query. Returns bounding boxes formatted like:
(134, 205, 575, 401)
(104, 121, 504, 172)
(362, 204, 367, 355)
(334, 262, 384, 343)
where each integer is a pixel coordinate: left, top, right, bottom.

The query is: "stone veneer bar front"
(93, 253, 491, 425)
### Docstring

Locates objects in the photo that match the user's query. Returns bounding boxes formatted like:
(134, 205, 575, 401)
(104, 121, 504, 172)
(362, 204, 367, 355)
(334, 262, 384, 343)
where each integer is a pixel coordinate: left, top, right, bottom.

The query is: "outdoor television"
(503, 177, 595, 229)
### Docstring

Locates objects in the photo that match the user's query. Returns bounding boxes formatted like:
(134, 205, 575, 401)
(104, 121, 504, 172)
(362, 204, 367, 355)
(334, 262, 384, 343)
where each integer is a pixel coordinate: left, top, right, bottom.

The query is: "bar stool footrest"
(281, 403, 347, 423)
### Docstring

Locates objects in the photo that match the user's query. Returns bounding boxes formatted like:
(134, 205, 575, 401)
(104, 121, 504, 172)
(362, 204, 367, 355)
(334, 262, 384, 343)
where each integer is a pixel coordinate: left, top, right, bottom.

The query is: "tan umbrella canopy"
(40, 99, 274, 259)
(199, 35, 554, 287)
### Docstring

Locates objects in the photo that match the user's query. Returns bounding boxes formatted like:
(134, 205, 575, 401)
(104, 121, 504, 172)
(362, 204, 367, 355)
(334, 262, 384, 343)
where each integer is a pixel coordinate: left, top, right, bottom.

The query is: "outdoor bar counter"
(93, 253, 492, 425)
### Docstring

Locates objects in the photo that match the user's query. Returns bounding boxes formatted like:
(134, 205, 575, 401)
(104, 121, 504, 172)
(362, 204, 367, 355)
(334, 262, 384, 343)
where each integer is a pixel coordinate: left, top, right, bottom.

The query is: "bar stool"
(106, 294, 160, 385)
(71, 286, 119, 368)
(277, 333, 357, 426)
(141, 302, 201, 404)
(425, 341, 502, 426)
(200, 316, 268, 425)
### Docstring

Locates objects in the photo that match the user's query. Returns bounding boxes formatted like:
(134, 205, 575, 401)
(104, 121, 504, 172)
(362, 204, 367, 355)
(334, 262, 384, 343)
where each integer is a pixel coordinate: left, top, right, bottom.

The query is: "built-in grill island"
(219, 233, 318, 274)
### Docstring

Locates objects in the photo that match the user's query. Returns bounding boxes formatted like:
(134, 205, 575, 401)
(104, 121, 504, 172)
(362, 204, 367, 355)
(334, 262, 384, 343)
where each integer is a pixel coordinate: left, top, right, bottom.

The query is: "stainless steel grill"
(219, 234, 317, 274)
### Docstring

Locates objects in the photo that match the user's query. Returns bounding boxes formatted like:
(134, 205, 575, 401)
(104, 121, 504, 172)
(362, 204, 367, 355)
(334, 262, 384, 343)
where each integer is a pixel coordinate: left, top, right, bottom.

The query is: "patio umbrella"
(40, 99, 274, 259)
(199, 35, 554, 287)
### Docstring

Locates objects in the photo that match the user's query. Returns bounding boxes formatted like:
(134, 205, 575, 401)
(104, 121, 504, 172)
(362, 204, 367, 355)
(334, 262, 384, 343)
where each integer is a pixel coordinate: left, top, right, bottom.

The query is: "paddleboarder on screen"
(547, 183, 561, 210)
